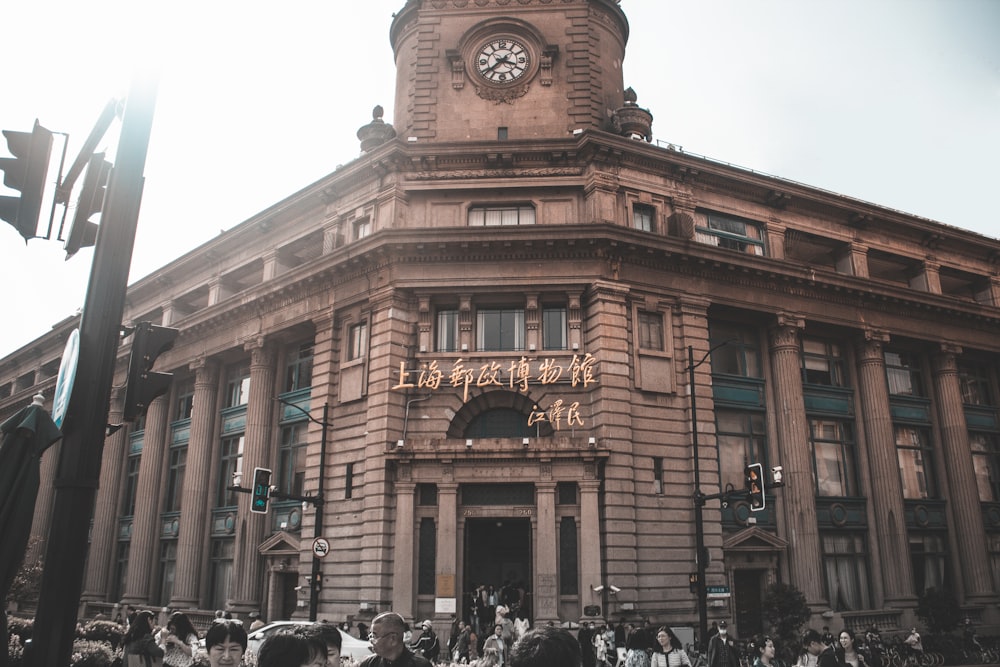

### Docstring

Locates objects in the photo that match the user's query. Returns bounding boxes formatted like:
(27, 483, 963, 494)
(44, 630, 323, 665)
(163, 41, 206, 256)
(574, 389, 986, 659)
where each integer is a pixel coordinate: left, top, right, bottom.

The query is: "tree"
(3, 538, 43, 608)
(916, 587, 962, 635)
(761, 583, 811, 665)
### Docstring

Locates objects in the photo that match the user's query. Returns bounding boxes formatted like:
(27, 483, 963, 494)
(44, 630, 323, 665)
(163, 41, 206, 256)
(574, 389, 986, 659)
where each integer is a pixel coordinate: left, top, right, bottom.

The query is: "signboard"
(312, 537, 330, 559)
(706, 585, 731, 599)
(583, 605, 602, 617)
(51, 328, 80, 428)
(435, 597, 457, 614)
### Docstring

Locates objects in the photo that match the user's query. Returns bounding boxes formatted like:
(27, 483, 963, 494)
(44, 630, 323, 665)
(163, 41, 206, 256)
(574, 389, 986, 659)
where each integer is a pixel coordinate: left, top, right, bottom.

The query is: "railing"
(842, 608, 902, 633)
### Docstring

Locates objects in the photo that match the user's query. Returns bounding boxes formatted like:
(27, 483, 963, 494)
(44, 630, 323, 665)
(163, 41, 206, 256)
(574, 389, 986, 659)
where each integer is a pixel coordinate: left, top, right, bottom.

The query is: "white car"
(201, 621, 374, 661)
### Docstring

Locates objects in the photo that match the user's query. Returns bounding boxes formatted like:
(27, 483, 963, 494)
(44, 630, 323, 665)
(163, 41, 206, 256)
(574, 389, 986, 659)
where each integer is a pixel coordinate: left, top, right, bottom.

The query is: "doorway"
(734, 569, 764, 638)
(464, 518, 532, 626)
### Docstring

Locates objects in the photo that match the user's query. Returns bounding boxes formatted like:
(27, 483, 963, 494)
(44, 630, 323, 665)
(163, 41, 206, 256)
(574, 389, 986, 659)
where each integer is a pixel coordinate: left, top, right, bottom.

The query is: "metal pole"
(28, 73, 157, 667)
(689, 345, 708, 652)
(309, 402, 328, 622)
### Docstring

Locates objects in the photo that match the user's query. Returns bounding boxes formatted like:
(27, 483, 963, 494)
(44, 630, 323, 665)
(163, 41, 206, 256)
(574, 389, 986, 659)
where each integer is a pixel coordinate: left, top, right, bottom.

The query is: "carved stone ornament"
(475, 82, 530, 104)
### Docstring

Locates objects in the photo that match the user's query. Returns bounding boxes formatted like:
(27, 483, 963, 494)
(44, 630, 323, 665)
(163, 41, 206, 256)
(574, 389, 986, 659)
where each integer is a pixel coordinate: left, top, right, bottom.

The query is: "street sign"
(312, 537, 330, 558)
(706, 585, 731, 598)
(51, 328, 80, 428)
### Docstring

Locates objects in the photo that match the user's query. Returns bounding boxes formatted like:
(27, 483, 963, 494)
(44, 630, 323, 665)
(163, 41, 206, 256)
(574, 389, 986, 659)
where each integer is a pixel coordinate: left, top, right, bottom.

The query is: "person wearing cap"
(410, 619, 440, 662)
(707, 621, 739, 667)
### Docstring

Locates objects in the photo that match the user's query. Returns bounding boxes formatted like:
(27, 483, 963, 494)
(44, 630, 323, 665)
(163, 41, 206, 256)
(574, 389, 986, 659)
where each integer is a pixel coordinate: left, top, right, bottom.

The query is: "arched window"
(464, 408, 533, 438)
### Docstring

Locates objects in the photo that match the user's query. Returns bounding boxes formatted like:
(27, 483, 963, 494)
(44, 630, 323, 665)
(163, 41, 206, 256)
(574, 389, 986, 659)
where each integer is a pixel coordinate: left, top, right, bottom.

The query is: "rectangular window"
(810, 419, 858, 496)
(989, 534, 1000, 591)
(121, 452, 141, 516)
(633, 204, 655, 232)
(895, 425, 936, 499)
(885, 350, 924, 397)
(802, 338, 846, 387)
(111, 541, 130, 602)
(156, 540, 177, 606)
(278, 423, 307, 498)
(559, 516, 579, 595)
(354, 218, 371, 240)
(437, 310, 460, 352)
(418, 483, 438, 506)
(164, 445, 187, 513)
(347, 322, 368, 361)
(821, 533, 871, 611)
(542, 307, 567, 351)
(468, 205, 535, 226)
(958, 362, 994, 406)
(556, 481, 577, 505)
(653, 457, 663, 494)
(209, 538, 234, 610)
(346, 463, 354, 500)
(174, 378, 194, 421)
(909, 533, 948, 596)
(970, 432, 1000, 502)
(696, 213, 766, 255)
(217, 436, 244, 507)
(716, 411, 768, 492)
(638, 311, 664, 351)
(477, 308, 525, 351)
(417, 517, 436, 595)
(225, 362, 251, 408)
(709, 323, 763, 378)
(283, 342, 314, 393)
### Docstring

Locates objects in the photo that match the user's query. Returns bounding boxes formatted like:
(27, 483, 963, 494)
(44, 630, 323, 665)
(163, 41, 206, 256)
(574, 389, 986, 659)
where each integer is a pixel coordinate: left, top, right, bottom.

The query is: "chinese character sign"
(392, 354, 598, 429)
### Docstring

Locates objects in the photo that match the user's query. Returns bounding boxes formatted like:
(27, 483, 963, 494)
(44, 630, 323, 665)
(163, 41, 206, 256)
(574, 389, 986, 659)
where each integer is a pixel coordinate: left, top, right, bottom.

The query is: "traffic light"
(745, 462, 765, 511)
(251, 467, 272, 514)
(123, 322, 179, 421)
(64, 153, 111, 258)
(0, 120, 53, 241)
(689, 572, 699, 594)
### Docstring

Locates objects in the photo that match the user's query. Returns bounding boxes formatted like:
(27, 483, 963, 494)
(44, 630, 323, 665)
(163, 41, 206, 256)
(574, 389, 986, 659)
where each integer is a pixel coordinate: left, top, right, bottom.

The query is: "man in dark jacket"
(707, 621, 739, 667)
(410, 619, 440, 662)
(362, 612, 432, 667)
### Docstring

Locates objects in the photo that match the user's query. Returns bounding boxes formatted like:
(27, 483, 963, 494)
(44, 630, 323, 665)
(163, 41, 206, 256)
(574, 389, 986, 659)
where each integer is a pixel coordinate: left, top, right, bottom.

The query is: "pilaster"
(533, 481, 559, 625)
(434, 483, 459, 623)
(391, 481, 417, 620)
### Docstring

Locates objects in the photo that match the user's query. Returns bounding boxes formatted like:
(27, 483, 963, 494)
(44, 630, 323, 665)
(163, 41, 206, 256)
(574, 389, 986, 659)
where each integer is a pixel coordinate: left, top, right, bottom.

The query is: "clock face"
(475, 38, 531, 84)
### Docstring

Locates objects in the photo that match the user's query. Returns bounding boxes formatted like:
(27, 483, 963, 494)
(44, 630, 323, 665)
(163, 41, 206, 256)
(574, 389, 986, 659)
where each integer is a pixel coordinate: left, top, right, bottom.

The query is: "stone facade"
(2, 0, 999, 640)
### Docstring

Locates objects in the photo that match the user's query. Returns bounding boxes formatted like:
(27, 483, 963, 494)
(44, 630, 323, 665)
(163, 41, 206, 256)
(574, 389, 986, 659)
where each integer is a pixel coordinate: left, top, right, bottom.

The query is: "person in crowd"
(864, 626, 882, 667)
(410, 619, 440, 662)
(475, 647, 502, 667)
(749, 635, 776, 667)
(248, 611, 266, 632)
(298, 621, 343, 666)
(625, 627, 653, 667)
(821, 628, 835, 650)
(962, 617, 983, 655)
(614, 622, 627, 651)
(836, 629, 866, 667)
(484, 623, 508, 666)
(123, 610, 165, 667)
(594, 624, 609, 667)
(707, 621, 739, 667)
(903, 628, 923, 665)
(157, 611, 199, 667)
(579, 622, 597, 667)
(797, 629, 838, 667)
(357, 622, 369, 640)
(509, 626, 582, 667)
(514, 610, 531, 642)
(361, 611, 432, 667)
(654, 626, 692, 667)
(450, 619, 472, 662)
(212, 610, 226, 624)
(204, 620, 248, 667)
(257, 632, 327, 667)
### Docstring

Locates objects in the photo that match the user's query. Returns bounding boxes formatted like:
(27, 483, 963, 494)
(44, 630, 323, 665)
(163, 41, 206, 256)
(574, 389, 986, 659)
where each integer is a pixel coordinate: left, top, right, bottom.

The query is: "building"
(3, 0, 998, 640)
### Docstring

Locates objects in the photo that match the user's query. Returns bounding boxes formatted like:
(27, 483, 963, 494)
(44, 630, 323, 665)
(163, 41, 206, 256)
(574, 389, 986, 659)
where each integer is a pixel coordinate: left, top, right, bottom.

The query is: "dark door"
(734, 570, 764, 638)
(464, 518, 532, 622)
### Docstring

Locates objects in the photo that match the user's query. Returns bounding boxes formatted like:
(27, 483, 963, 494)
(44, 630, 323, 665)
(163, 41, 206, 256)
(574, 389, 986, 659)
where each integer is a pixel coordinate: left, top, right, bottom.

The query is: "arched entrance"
(464, 517, 532, 631)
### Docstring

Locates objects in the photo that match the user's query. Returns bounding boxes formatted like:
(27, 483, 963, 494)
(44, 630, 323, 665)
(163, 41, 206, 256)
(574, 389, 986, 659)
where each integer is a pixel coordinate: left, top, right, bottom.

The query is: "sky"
(1, 0, 998, 358)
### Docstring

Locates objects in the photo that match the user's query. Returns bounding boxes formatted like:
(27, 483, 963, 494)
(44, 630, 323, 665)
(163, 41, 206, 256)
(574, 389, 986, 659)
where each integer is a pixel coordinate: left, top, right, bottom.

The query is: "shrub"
(7, 633, 24, 667)
(80, 620, 127, 650)
(761, 582, 811, 665)
(69, 639, 116, 667)
(7, 617, 32, 642)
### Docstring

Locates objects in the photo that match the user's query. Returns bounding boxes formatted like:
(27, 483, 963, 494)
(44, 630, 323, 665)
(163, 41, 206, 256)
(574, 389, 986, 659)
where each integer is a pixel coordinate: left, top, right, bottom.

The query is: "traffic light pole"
(28, 74, 158, 667)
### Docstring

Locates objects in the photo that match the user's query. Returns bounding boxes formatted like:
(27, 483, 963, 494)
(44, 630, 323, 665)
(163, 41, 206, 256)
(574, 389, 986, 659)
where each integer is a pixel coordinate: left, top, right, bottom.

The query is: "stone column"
(391, 482, 417, 620)
(855, 332, 914, 607)
(171, 358, 220, 608)
(121, 394, 170, 605)
(230, 338, 277, 614)
(768, 314, 824, 606)
(931, 345, 994, 604)
(533, 481, 559, 624)
(83, 387, 127, 601)
(579, 479, 602, 614)
(434, 483, 459, 624)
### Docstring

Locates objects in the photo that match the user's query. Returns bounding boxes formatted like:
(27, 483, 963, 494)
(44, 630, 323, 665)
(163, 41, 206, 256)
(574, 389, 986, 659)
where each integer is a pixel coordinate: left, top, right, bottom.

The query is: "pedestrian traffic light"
(689, 572, 699, 594)
(745, 462, 765, 511)
(64, 153, 111, 258)
(123, 322, 179, 421)
(0, 120, 54, 241)
(251, 467, 272, 514)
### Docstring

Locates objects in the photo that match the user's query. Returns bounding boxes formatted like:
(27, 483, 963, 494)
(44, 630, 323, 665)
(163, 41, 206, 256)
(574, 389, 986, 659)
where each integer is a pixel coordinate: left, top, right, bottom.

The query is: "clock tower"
(389, 0, 631, 142)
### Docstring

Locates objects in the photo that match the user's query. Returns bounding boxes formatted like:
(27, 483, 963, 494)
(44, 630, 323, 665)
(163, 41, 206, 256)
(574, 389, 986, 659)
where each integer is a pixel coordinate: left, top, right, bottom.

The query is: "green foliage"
(915, 587, 962, 635)
(4, 537, 43, 607)
(761, 582, 811, 664)
(69, 639, 117, 667)
(7, 633, 25, 667)
(79, 620, 127, 650)
(7, 617, 32, 642)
